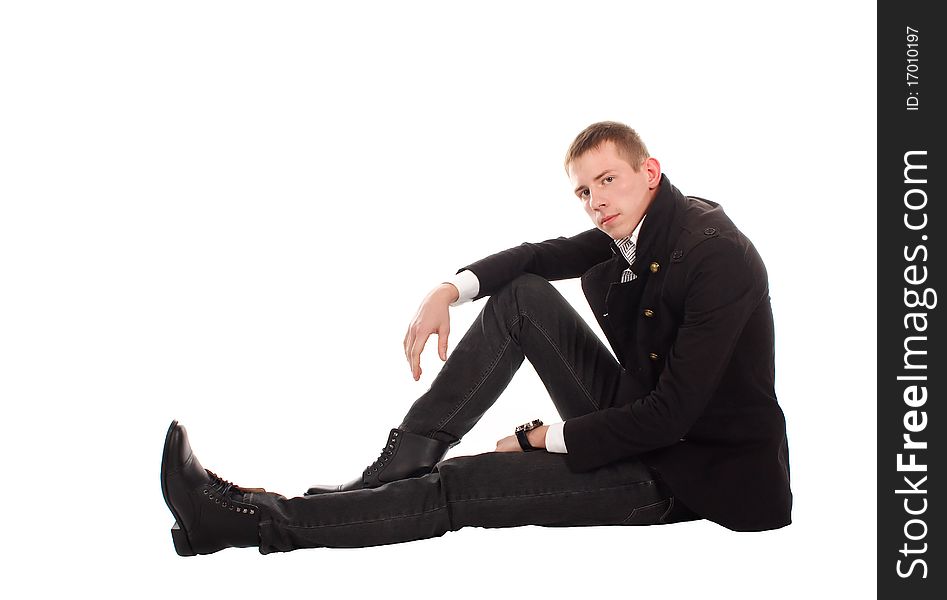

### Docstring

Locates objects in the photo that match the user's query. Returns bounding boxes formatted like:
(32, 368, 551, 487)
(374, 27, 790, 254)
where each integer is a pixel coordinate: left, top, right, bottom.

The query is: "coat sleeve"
(456, 227, 614, 301)
(562, 236, 769, 472)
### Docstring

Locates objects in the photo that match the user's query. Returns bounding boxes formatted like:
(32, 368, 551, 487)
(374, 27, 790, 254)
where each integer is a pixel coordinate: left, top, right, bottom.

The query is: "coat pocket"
(620, 497, 674, 525)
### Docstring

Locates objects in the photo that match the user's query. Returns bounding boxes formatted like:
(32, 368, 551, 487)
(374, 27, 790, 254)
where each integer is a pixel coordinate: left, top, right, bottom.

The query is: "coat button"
(671, 249, 683, 260)
(703, 227, 716, 235)
(649, 352, 660, 361)
(643, 309, 654, 317)
(649, 261, 660, 273)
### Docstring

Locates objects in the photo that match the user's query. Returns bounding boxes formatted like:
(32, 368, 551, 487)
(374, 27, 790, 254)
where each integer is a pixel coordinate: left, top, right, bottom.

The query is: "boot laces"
(364, 431, 399, 474)
(206, 469, 246, 497)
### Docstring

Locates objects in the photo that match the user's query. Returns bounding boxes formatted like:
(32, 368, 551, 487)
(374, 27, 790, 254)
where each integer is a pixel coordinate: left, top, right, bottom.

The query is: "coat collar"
(608, 173, 686, 277)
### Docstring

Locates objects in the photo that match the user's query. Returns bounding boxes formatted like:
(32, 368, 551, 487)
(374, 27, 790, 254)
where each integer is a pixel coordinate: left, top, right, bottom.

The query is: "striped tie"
(616, 237, 637, 283)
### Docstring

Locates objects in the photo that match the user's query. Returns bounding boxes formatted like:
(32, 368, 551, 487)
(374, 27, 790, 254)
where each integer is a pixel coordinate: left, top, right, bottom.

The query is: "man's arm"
(561, 237, 769, 472)
(411, 225, 609, 379)
(455, 227, 614, 302)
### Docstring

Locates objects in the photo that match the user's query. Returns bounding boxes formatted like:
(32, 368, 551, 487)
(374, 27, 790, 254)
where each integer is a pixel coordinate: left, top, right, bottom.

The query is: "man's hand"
(495, 425, 548, 452)
(403, 283, 459, 381)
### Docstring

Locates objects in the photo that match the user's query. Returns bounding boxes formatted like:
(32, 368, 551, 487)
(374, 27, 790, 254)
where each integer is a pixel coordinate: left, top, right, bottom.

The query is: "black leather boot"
(160, 420, 266, 556)
(305, 428, 453, 496)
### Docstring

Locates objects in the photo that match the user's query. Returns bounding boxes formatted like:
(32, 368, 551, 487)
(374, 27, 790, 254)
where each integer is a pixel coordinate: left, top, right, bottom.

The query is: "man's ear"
(644, 157, 661, 189)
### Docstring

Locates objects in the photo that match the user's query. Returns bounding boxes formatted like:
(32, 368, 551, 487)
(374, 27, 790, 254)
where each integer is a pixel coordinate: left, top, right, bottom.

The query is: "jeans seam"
(431, 312, 521, 436)
(449, 480, 656, 503)
(519, 308, 599, 412)
(275, 505, 448, 529)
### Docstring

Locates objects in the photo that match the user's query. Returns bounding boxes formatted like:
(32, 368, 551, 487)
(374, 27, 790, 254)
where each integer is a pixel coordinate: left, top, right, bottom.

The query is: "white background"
(1, 1, 876, 597)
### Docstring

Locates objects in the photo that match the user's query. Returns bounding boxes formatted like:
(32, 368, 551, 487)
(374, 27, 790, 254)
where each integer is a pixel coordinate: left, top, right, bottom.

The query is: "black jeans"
(250, 273, 698, 553)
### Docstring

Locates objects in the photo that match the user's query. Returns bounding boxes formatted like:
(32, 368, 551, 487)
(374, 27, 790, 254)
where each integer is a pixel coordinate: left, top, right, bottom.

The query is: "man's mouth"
(601, 214, 618, 225)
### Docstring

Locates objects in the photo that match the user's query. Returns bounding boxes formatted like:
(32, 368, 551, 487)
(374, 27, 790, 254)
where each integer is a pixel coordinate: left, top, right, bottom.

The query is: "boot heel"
(171, 521, 196, 556)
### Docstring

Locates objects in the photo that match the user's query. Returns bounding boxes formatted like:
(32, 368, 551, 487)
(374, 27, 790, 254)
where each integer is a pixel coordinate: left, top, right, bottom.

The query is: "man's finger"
(438, 327, 449, 361)
(410, 334, 428, 380)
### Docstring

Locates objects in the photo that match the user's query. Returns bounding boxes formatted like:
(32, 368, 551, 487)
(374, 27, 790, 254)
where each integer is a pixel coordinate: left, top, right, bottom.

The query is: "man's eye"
(604, 176, 614, 183)
(580, 190, 589, 199)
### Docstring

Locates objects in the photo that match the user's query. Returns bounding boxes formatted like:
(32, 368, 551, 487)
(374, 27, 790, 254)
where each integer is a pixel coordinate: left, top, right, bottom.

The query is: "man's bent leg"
(305, 274, 637, 496)
(254, 451, 682, 553)
(400, 273, 628, 445)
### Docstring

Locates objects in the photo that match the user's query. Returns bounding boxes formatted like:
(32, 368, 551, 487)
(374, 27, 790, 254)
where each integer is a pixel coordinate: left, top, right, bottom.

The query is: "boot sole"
(161, 420, 197, 556)
(171, 521, 195, 556)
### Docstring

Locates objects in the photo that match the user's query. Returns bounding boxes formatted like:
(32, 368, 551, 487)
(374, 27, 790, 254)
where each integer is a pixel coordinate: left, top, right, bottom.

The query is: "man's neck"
(614, 177, 660, 241)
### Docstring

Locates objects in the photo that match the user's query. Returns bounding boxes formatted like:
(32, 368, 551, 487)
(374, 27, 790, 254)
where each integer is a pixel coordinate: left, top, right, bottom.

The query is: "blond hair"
(564, 121, 649, 174)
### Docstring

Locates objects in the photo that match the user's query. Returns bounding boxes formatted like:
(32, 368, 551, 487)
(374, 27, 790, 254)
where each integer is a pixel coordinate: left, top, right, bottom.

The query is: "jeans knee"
(491, 273, 555, 313)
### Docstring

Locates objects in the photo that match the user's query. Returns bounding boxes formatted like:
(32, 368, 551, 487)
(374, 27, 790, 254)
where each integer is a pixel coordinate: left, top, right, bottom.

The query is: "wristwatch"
(514, 419, 544, 452)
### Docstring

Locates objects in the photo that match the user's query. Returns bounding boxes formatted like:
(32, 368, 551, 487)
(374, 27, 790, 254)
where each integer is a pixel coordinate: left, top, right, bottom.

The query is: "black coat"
(456, 174, 792, 531)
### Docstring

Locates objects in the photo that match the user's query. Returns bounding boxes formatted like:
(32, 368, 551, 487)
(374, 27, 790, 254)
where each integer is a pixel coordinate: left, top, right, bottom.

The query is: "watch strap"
(516, 428, 540, 452)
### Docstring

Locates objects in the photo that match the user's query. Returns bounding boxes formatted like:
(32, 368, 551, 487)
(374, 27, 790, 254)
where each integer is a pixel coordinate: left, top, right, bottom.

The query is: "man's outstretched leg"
(306, 273, 636, 495)
(161, 420, 691, 556)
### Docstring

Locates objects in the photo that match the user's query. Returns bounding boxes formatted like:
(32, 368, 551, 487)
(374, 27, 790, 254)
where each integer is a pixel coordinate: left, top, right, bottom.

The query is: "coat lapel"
(583, 173, 688, 369)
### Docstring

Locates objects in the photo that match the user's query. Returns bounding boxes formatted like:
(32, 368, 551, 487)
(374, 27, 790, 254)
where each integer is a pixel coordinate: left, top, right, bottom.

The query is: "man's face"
(568, 141, 661, 240)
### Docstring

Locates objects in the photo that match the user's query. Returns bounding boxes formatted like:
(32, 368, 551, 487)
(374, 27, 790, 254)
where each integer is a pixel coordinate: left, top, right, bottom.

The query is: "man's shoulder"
(665, 196, 729, 260)
(669, 195, 763, 273)
(678, 195, 738, 233)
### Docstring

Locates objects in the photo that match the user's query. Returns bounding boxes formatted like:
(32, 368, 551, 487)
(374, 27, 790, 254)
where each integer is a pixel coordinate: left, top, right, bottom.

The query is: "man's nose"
(591, 191, 608, 209)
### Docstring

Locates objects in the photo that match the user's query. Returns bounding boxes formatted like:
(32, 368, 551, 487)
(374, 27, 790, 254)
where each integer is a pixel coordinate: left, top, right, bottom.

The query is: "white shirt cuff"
(445, 269, 481, 307)
(544, 421, 568, 453)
